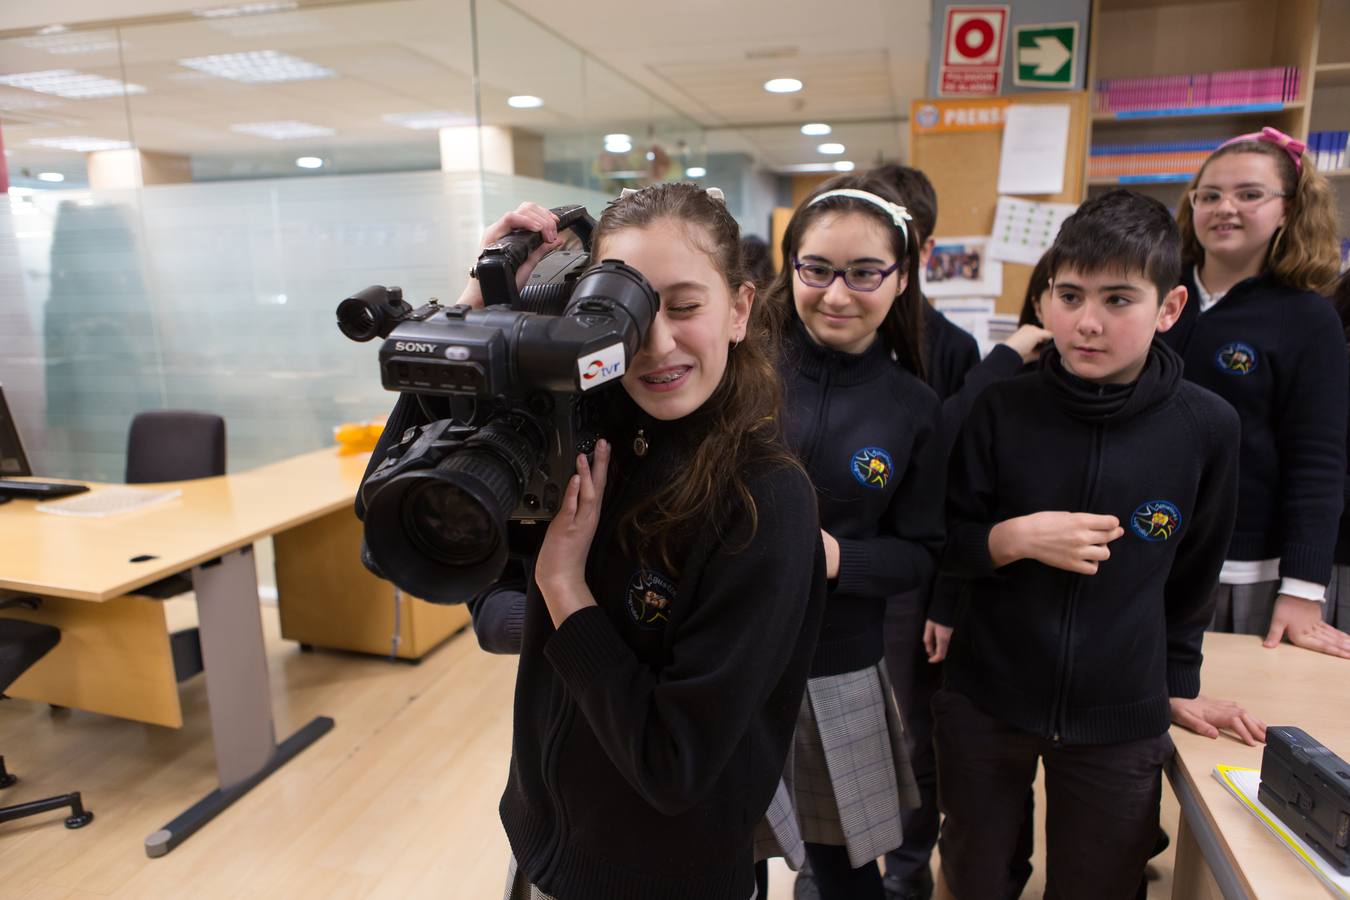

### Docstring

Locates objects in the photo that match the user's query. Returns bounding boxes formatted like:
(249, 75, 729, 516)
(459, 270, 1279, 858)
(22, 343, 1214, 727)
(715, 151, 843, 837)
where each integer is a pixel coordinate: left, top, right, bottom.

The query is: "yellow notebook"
(1213, 764, 1350, 899)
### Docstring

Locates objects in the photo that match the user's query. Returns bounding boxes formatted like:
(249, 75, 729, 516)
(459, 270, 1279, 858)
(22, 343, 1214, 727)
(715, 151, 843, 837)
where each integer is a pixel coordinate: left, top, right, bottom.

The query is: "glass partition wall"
(0, 0, 706, 480)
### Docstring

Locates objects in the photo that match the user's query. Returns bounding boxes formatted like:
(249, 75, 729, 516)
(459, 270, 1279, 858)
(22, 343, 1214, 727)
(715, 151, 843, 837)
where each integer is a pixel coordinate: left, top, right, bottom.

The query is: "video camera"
(337, 204, 659, 603)
(1258, 726, 1350, 874)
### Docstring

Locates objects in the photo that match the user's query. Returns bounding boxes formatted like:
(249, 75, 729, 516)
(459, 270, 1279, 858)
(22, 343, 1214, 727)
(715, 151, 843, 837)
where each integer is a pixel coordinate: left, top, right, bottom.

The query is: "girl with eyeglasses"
(756, 174, 944, 900)
(1163, 127, 1350, 659)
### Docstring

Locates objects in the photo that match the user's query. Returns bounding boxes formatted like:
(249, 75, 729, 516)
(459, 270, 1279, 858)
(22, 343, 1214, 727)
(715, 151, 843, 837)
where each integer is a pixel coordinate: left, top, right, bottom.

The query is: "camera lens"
(336, 296, 381, 342)
(402, 479, 500, 567)
(361, 413, 545, 603)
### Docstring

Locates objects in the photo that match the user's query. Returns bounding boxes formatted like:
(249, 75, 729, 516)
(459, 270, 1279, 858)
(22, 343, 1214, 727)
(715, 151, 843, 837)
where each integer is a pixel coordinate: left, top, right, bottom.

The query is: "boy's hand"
(1002, 324, 1054, 364)
(1263, 594, 1350, 658)
(923, 619, 953, 663)
(1170, 695, 1266, 746)
(988, 511, 1123, 574)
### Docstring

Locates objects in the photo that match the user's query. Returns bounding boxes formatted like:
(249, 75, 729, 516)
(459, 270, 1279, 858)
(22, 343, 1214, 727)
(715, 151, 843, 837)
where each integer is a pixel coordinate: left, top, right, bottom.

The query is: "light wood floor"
(0, 600, 1178, 899)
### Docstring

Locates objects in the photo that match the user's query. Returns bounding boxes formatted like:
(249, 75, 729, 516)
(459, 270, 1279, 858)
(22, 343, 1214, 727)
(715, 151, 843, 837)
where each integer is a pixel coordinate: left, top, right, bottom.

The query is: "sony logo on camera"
(392, 340, 437, 354)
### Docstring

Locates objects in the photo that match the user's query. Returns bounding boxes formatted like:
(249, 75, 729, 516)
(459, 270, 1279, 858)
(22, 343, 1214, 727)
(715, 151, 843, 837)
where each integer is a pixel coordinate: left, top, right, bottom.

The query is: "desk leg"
(1165, 756, 1251, 900)
(144, 547, 333, 858)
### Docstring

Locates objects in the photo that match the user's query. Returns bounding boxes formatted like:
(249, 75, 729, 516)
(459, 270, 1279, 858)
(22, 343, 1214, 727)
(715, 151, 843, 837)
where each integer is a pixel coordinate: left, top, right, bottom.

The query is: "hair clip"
(1220, 126, 1306, 173)
(616, 184, 726, 203)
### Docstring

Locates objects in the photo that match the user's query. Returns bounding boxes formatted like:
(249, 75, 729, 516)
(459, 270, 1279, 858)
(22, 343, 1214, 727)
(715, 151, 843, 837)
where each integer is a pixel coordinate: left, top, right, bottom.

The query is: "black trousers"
(932, 689, 1173, 900)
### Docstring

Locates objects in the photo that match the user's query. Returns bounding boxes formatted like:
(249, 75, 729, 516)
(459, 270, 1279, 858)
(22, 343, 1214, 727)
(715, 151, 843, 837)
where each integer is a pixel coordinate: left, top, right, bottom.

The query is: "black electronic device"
(0, 386, 32, 478)
(1258, 726, 1350, 875)
(0, 480, 90, 500)
(337, 204, 660, 603)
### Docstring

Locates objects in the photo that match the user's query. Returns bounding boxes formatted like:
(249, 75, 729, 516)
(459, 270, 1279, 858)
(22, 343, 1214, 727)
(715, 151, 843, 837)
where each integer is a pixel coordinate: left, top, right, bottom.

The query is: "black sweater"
(780, 319, 945, 676)
(448, 395, 826, 900)
(942, 341, 1240, 744)
(1161, 267, 1347, 583)
(923, 302, 1027, 451)
(917, 304, 1026, 625)
(923, 302, 981, 401)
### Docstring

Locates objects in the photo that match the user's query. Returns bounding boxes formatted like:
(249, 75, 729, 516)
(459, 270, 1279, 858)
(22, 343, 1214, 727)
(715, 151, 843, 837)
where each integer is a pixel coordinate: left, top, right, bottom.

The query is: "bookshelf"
(1084, 0, 1322, 203)
(1312, 0, 1350, 250)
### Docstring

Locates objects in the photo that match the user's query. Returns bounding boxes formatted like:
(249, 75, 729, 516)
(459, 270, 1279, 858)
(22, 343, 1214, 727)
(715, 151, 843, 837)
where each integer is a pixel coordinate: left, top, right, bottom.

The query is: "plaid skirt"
(503, 856, 556, 900)
(780, 662, 920, 868)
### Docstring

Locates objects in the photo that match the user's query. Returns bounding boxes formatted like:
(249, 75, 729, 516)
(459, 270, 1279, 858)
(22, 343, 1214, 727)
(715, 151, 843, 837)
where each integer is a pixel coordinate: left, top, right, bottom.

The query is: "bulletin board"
(909, 91, 1090, 315)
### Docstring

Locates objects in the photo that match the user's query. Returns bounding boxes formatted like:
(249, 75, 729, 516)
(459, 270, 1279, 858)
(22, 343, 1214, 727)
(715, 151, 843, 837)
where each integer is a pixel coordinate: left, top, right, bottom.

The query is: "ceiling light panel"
(179, 50, 336, 83)
(231, 120, 335, 139)
(0, 70, 146, 99)
(28, 136, 133, 152)
(18, 32, 121, 55)
(193, 1, 300, 17)
(382, 112, 475, 130)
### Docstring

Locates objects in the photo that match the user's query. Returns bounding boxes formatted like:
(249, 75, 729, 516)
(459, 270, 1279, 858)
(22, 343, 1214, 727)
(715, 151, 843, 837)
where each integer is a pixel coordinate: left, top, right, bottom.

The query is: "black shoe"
(882, 866, 934, 900)
(793, 861, 821, 900)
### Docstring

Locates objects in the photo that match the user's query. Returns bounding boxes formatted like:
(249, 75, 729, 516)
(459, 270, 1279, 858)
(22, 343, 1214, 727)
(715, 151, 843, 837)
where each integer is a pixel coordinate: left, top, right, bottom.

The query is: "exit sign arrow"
(1022, 35, 1070, 75)
(1013, 22, 1079, 88)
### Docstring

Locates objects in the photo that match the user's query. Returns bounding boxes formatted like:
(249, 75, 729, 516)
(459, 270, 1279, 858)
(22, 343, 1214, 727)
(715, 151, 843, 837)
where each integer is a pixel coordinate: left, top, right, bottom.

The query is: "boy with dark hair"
(934, 189, 1261, 898)
(867, 163, 1050, 900)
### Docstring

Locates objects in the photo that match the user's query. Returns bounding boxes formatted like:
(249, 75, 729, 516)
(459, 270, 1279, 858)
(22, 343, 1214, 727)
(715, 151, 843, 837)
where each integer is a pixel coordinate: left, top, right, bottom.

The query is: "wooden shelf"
(1087, 174, 1194, 186)
(1320, 168, 1350, 179)
(1315, 62, 1350, 88)
(1092, 102, 1305, 124)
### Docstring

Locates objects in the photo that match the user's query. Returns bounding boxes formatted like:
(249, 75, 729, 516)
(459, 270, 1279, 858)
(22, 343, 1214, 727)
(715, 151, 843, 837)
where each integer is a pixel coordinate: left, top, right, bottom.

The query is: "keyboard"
(0, 479, 89, 500)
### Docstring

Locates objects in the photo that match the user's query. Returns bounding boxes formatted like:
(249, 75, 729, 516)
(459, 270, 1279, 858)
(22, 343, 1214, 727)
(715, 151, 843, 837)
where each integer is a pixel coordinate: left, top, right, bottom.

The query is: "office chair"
(0, 613, 94, 830)
(126, 411, 227, 683)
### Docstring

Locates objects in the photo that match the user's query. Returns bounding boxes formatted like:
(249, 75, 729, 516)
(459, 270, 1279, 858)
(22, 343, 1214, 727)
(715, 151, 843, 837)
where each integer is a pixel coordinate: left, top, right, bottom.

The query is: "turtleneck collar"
(1039, 337, 1183, 424)
(786, 316, 894, 386)
(597, 383, 715, 469)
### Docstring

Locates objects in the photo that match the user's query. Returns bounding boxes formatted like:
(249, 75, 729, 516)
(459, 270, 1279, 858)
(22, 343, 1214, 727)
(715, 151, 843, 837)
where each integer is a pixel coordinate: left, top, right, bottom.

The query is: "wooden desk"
(1168, 632, 1350, 899)
(0, 447, 460, 857)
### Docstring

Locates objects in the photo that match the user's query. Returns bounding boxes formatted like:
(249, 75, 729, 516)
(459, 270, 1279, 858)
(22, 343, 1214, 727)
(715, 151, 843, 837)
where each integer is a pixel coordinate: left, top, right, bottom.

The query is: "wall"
(927, 0, 1091, 96)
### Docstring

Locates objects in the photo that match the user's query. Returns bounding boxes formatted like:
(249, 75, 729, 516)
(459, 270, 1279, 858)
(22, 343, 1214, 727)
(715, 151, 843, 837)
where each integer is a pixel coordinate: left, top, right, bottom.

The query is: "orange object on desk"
(334, 420, 384, 454)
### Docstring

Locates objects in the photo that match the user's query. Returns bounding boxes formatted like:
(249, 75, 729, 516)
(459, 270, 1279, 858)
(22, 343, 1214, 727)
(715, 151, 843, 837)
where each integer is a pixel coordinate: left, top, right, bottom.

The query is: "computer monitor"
(0, 385, 33, 477)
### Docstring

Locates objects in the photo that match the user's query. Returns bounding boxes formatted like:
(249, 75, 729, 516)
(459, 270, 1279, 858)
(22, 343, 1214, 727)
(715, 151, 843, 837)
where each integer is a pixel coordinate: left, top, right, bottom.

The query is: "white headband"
(808, 189, 912, 245)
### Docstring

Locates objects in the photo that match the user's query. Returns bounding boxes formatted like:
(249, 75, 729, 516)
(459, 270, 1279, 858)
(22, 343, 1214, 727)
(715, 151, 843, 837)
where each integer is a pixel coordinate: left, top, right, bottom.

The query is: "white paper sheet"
(997, 103, 1071, 195)
(1213, 766, 1350, 898)
(933, 298, 996, 355)
(37, 486, 182, 517)
(987, 196, 1078, 266)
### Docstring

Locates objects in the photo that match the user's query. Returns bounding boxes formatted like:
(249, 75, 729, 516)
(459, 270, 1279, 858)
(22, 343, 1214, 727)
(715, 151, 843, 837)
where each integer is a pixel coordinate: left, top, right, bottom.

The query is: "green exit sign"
(1014, 22, 1078, 88)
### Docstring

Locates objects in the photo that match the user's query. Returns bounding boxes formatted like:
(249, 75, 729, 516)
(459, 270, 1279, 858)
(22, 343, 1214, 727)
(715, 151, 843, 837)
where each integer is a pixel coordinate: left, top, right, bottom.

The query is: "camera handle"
(474, 204, 595, 309)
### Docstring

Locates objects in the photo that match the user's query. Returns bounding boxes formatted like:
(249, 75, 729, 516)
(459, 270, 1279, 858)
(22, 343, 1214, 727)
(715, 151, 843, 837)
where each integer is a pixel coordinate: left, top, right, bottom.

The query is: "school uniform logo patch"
(850, 447, 894, 489)
(1131, 501, 1182, 542)
(626, 569, 676, 630)
(1215, 342, 1257, 375)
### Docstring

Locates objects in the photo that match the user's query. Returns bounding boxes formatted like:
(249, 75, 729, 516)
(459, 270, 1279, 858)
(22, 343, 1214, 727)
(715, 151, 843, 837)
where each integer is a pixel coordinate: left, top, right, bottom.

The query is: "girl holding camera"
(761, 174, 945, 900)
(425, 183, 827, 900)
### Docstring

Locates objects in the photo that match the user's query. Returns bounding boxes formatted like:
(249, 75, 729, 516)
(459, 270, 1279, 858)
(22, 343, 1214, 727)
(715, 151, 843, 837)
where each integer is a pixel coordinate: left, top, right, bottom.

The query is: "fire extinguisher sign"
(939, 6, 1009, 96)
